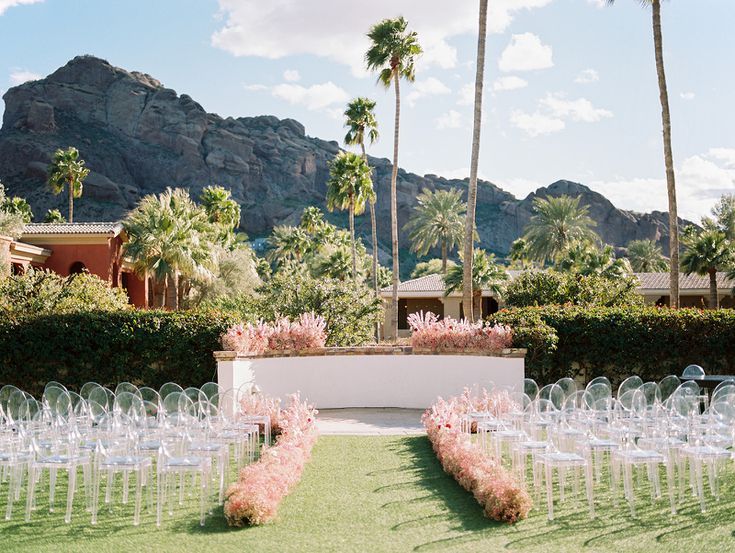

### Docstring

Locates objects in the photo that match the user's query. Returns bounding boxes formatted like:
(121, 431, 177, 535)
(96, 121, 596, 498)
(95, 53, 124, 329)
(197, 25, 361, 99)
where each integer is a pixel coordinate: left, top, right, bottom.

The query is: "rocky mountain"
(0, 56, 681, 268)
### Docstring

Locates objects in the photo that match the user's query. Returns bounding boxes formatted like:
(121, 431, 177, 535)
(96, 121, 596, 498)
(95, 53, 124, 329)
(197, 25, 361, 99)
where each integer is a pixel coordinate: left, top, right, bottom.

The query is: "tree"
(188, 244, 261, 307)
(47, 146, 89, 223)
(557, 242, 632, 280)
(709, 194, 735, 240)
(1, 196, 32, 223)
(199, 185, 241, 248)
(326, 151, 374, 283)
(462, 0, 489, 323)
(607, 0, 680, 307)
(411, 258, 457, 279)
(344, 97, 380, 300)
(43, 209, 66, 223)
(300, 206, 328, 234)
(266, 225, 312, 267)
(522, 195, 598, 264)
(626, 239, 668, 272)
(366, 16, 422, 340)
(404, 188, 468, 273)
(444, 249, 507, 320)
(0, 184, 27, 238)
(123, 188, 216, 309)
(681, 228, 732, 309)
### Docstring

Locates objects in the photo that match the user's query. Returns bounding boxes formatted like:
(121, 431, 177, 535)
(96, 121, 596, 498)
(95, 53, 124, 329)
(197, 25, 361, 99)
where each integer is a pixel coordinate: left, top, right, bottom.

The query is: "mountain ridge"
(0, 55, 682, 262)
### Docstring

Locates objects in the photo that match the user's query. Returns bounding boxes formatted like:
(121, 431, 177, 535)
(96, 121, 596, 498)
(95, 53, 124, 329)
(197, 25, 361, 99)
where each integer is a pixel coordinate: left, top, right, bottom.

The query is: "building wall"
(37, 242, 116, 282)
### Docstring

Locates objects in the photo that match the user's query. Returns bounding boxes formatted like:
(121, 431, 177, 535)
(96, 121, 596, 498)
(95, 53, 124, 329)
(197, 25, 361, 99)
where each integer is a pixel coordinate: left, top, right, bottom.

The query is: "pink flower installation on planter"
(408, 311, 513, 352)
(221, 313, 327, 355)
(422, 389, 532, 523)
(224, 393, 318, 526)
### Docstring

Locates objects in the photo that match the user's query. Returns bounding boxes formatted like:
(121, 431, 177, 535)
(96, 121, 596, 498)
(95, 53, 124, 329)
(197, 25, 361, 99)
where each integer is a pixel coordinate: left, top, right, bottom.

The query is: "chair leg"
(25, 466, 36, 522)
(65, 467, 77, 524)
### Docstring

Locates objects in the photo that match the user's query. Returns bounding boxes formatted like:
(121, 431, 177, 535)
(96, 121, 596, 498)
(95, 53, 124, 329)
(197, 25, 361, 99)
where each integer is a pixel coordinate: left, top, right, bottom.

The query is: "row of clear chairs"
(467, 372, 735, 519)
(0, 380, 266, 526)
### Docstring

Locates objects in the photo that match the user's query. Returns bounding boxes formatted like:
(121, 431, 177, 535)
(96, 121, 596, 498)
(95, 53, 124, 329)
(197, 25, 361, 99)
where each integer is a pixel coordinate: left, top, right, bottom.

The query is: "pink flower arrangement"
(221, 313, 327, 355)
(422, 391, 532, 524)
(223, 393, 318, 526)
(408, 311, 513, 352)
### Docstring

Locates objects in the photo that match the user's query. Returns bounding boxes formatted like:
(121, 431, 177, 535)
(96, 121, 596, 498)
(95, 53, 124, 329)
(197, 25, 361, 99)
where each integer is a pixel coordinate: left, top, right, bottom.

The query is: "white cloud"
(540, 93, 613, 123)
(0, 0, 42, 16)
(271, 81, 349, 111)
(244, 83, 268, 91)
(457, 83, 474, 106)
(406, 77, 450, 107)
(498, 33, 553, 72)
(510, 109, 565, 137)
(588, 152, 735, 221)
(707, 148, 735, 168)
(575, 69, 599, 84)
(9, 69, 41, 85)
(435, 109, 462, 130)
(212, 0, 552, 75)
(283, 69, 300, 82)
(493, 76, 528, 92)
(680, 91, 695, 100)
(586, 0, 606, 8)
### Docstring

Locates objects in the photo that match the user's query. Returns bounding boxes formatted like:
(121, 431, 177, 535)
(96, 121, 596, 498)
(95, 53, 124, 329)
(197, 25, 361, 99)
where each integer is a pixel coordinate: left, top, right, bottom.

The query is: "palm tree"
(411, 258, 457, 279)
(344, 97, 380, 295)
(300, 206, 327, 233)
(462, 0, 490, 323)
(626, 239, 668, 272)
(199, 185, 241, 247)
(267, 225, 312, 267)
(1, 196, 32, 223)
(681, 228, 732, 309)
(326, 151, 374, 282)
(444, 248, 507, 321)
(710, 194, 735, 240)
(522, 195, 598, 264)
(404, 188, 468, 273)
(366, 16, 422, 340)
(47, 147, 90, 223)
(123, 188, 216, 309)
(43, 209, 66, 223)
(558, 242, 632, 279)
(0, 184, 25, 238)
(607, 0, 680, 307)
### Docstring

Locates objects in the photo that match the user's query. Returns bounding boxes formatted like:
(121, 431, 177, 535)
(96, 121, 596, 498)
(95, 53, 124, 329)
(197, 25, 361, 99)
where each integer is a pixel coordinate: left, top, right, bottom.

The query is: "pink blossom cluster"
(407, 311, 513, 352)
(422, 392, 532, 523)
(224, 393, 318, 526)
(221, 313, 327, 354)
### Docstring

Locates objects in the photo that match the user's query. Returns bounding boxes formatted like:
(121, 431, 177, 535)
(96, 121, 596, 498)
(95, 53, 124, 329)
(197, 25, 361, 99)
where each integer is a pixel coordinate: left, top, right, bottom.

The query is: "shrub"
(0, 268, 130, 322)
(491, 306, 735, 385)
(503, 270, 643, 308)
(0, 310, 236, 397)
(224, 393, 318, 526)
(255, 267, 381, 346)
(423, 390, 531, 523)
(408, 311, 513, 352)
(221, 313, 327, 354)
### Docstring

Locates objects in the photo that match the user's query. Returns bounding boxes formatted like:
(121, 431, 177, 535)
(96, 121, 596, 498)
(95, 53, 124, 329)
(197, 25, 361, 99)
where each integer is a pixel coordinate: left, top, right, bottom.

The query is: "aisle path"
(316, 408, 424, 435)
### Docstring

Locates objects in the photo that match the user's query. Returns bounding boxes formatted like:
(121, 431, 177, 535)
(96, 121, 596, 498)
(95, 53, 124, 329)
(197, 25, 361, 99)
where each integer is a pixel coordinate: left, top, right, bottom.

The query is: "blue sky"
(1, 0, 733, 221)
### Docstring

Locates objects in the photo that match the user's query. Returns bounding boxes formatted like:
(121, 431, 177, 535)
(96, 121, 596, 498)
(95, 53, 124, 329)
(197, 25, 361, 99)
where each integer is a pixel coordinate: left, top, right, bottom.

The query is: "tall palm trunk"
(360, 142, 381, 341)
(389, 71, 401, 340)
(462, 0, 488, 322)
(708, 268, 718, 310)
(441, 240, 448, 274)
(172, 272, 180, 310)
(67, 179, 74, 223)
(652, 0, 679, 308)
(349, 199, 357, 283)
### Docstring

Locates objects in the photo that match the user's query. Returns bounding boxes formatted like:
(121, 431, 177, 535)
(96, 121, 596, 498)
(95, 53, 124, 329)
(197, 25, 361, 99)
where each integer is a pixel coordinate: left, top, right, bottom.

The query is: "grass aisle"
(2, 436, 735, 552)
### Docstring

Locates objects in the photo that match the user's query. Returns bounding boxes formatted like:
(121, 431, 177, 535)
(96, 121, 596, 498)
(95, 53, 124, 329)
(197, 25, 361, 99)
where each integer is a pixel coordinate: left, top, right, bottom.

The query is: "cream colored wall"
(443, 297, 461, 320)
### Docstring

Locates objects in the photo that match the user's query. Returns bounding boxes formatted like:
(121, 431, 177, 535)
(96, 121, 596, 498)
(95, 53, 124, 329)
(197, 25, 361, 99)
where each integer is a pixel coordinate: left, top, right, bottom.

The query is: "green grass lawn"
(2, 436, 735, 552)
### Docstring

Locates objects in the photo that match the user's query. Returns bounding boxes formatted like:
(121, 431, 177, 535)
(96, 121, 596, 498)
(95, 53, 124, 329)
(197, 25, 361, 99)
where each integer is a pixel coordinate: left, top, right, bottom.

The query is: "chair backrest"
(114, 391, 145, 421)
(618, 389, 646, 415)
(539, 384, 564, 410)
(79, 382, 102, 400)
(682, 364, 705, 379)
(200, 382, 221, 401)
(89, 386, 113, 411)
(712, 382, 735, 404)
(115, 382, 142, 398)
(160, 382, 184, 400)
(139, 387, 161, 405)
(555, 377, 577, 400)
(587, 376, 611, 390)
(563, 390, 594, 413)
(44, 380, 67, 393)
(586, 382, 612, 403)
(658, 375, 681, 403)
(0, 385, 21, 419)
(639, 382, 662, 408)
(617, 375, 643, 399)
(523, 378, 539, 400)
(183, 387, 200, 405)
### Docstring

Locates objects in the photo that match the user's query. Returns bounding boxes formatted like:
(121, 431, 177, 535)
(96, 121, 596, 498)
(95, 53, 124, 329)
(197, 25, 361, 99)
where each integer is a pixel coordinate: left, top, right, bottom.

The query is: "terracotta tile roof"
(635, 272, 735, 291)
(22, 222, 124, 236)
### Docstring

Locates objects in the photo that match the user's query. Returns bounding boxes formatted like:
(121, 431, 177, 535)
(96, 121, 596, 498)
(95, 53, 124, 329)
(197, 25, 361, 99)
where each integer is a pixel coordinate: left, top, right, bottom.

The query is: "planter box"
(215, 347, 525, 409)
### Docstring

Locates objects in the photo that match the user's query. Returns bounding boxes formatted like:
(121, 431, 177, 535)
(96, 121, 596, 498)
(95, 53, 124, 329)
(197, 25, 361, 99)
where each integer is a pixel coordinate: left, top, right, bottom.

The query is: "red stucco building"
(5, 222, 149, 308)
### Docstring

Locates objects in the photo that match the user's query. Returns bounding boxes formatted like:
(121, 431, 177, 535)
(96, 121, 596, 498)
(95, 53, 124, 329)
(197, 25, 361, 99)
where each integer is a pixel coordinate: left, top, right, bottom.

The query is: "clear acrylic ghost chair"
(236, 389, 272, 446)
(539, 384, 565, 411)
(523, 378, 539, 400)
(185, 400, 229, 504)
(25, 429, 93, 523)
(114, 382, 142, 398)
(617, 376, 643, 399)
(535, 447, 595, 520)
(677, 441, 731, 512)
(0, 385, 22, 423)
(1, 398, 36, 520)
(555, 378, 577, 401)
(44, 381, 67, 393)
(156, 438, 212, 527)
(200, 382, 221, 402)
(89, 386, 114, 414)
(586, 376, 612, 392)
(91, 434, 153, 526)
(658, 375, 681, 404)
(711, 382, 735, 405)
(682, 365, 705, 379)
(159, 382, 184, 401)
(79, 382, 102, 400)
(139, 387, 161, 407)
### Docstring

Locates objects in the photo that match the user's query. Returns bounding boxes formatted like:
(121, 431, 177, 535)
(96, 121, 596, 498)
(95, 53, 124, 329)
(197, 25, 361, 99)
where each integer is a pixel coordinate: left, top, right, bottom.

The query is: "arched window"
(69, 261, 87, 274)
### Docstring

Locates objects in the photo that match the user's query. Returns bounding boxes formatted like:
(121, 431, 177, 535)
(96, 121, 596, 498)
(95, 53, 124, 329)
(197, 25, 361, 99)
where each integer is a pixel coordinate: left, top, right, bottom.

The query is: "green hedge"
(490, 306, 735, 386)
(0, 310, 236, 397)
